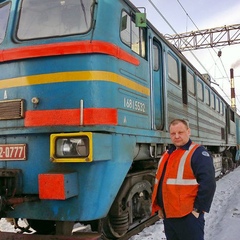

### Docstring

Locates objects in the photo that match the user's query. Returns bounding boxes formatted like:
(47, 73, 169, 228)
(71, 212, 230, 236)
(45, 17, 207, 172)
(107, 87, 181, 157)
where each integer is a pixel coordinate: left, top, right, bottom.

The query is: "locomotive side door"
(152, 39, 164, 130)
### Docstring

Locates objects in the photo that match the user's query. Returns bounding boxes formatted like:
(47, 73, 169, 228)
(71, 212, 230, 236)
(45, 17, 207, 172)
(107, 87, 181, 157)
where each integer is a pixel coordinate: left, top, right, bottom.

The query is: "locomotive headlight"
(50, 132, 93, 162)
(57, 138, 89, 157)
(50, 132, 112, 163)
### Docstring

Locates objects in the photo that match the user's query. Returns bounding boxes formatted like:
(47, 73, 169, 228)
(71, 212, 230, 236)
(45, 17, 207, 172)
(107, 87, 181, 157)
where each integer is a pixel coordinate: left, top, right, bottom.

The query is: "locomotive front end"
(0, 0, 157, 238)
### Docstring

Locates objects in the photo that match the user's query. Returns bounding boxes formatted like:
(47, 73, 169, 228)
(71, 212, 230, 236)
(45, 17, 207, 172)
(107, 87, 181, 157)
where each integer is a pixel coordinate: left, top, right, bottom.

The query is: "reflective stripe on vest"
(166, 144, 198, 185)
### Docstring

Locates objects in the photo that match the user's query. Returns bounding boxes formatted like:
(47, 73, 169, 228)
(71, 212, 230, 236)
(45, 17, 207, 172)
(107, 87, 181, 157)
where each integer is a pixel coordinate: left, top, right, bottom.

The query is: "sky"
(131, 0, 240, 114)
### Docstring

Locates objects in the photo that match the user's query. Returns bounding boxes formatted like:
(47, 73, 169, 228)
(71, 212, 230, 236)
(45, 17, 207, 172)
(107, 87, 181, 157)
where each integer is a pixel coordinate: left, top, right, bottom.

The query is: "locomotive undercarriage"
(208, 146, 238, 177)
(0, 169, 39, 218)
(101, 170, 155, 239)
(0, 167, 156, 239)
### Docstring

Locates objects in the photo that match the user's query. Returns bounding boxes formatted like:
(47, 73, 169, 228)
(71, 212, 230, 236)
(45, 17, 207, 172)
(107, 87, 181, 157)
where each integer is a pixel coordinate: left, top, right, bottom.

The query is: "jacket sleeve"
(191, 146, 216, 212)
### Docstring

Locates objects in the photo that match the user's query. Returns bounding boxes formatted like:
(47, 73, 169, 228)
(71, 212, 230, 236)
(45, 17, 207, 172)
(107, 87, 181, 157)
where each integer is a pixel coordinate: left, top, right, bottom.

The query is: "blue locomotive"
(0, 0, 239, 239)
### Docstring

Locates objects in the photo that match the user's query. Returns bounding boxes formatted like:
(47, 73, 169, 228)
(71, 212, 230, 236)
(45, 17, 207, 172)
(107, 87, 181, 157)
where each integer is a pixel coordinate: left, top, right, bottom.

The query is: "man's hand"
(158, 209, 164, 219)
(192, 210, 200, 218)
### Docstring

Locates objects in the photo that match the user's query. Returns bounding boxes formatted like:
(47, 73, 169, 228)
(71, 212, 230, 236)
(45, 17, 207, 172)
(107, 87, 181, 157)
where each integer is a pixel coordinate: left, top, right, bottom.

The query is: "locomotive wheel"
(102, 212, 129, 239)
(27, 219, 56, 235)
(102, 179, 152, 239)
(128, 181, 152, 223)
(228, 158, 234, 170)
(222, 158, 229, 174)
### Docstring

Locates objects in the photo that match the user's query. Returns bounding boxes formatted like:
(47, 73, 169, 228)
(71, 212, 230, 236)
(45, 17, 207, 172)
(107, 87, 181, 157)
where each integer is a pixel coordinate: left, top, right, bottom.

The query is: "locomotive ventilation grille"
(0, 99, 24, 120)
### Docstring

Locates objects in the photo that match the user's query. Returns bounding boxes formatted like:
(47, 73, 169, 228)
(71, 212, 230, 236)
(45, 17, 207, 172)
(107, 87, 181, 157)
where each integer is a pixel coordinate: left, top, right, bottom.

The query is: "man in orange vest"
(152, 119, 216, 240)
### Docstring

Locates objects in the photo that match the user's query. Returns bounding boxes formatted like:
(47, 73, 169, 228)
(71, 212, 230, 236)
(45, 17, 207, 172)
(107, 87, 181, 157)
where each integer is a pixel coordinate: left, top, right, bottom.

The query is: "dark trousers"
(163, 212, 205, 240)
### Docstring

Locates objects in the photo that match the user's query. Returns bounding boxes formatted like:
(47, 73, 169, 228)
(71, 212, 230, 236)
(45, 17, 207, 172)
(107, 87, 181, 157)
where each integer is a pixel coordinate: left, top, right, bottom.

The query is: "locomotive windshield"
(0, 2, 11, 44)
(17, 0, 95, 40)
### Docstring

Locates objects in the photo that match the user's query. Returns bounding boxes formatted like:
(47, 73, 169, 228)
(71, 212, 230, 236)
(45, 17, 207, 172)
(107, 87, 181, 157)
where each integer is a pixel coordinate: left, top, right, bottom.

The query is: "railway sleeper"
(0, 231, 101, 240)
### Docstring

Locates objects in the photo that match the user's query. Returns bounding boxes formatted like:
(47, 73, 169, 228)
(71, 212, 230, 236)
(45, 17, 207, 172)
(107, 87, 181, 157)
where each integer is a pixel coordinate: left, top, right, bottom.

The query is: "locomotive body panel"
(0, 0, 240, 238)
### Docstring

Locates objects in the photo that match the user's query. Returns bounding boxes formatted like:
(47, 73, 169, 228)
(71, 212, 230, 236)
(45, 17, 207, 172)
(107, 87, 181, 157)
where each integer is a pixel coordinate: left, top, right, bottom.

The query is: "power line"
(173, 0, 234, 105)
(175, 0, 231, 83)
(147, 0, 232, 104)
(219, 57, 230, 82)
(176, 0, 199, 30)
(147, 0, 211, 77)
(165, 5, 240, 108)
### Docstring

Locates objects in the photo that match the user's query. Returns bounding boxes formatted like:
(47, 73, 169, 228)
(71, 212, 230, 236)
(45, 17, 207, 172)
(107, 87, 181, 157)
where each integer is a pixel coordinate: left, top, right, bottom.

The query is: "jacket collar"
(168, 139, 192, 154)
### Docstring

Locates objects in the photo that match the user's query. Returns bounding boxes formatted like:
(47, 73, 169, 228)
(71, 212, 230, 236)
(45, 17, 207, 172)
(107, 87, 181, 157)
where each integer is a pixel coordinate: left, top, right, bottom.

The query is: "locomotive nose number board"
(0, 144, 26, 160)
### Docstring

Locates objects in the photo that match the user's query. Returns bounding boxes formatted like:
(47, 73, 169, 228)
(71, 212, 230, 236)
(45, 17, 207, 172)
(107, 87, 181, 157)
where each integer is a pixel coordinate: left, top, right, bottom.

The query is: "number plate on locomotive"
(0, 144, 27, 160)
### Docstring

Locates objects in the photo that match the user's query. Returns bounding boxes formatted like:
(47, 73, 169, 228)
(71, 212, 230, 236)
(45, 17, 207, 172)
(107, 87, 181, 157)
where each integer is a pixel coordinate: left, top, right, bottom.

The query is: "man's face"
(169, 122, 190, 147)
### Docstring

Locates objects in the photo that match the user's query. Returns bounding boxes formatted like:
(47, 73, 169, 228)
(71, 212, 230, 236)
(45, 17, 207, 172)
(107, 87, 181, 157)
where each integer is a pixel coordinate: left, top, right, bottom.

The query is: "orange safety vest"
(152, 143, 200, 218)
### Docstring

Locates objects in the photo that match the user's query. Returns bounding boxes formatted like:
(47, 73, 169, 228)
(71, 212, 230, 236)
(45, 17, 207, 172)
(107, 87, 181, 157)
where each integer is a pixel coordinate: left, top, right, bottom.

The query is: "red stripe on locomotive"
(0, 40, 140, 66)
(24, 108, 118, 127)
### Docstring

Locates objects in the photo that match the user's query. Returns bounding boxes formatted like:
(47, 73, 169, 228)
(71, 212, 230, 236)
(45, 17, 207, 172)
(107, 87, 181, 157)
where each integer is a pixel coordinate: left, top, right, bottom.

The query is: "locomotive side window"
(220, 101, 224, 115)
(187, 71, 195, 96)
(211, 92, 215, 109)
(205, 87, 210, 106)
(132, 22, 146, 57)
(197, 80, 203, 101)
(230, 109, 235, 122)
(153, 44, 159, 71)
(0, 2, 11, 44)
(216, 97, 220, 113)
(17, 0, 94, 40)
(121, 13, 131, 47)
(167, 53, 179, 84)
(120, 11, 146, 58)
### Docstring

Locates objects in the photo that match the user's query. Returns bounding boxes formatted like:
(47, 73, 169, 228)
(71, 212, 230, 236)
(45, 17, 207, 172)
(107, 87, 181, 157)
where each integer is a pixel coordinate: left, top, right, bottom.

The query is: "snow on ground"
(1, 167, 240, 239)
(130, 166, 240, 240)
(0, 218, 17, 233)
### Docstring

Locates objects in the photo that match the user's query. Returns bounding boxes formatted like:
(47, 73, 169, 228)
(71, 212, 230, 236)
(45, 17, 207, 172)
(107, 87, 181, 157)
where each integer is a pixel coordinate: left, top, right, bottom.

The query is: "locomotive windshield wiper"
(80, 0, 88, 28)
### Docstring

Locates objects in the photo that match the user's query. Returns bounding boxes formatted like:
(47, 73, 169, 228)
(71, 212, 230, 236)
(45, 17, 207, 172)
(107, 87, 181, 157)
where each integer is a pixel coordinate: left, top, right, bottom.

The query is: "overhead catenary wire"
(176, 0, 230, 82)
(147, 0, 210, 76)
(147, 0, 238, 110)
(176, 0, 240, 111)
(176, 0, 231, 82)
(147, 0, 220, 84)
